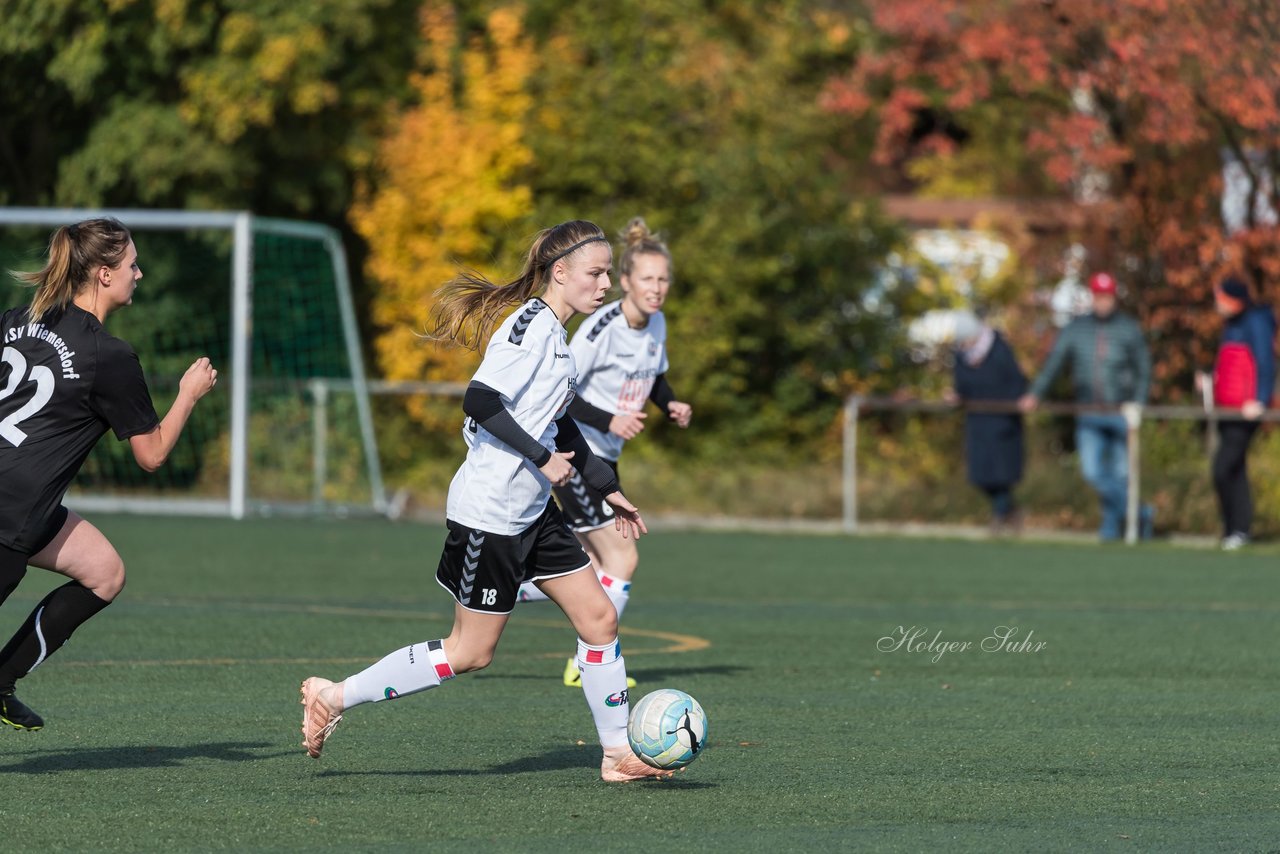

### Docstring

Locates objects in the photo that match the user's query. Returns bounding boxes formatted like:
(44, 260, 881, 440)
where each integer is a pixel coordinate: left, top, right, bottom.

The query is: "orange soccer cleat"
(600, 746, 675, 783)
(299, 677, 343, 759)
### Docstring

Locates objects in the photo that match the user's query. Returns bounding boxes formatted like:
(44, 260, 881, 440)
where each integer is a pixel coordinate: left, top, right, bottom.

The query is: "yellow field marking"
(54, 598, 710, 668)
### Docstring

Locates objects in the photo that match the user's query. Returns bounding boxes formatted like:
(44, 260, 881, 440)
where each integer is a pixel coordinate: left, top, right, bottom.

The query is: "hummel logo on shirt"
(586, 305, 623, 342)
(509, 301, 547, 345)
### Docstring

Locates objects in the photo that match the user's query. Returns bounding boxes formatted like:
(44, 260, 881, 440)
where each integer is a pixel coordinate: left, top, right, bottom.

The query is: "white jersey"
(570, 300, 669, 461)
(447, 298, 576, 535)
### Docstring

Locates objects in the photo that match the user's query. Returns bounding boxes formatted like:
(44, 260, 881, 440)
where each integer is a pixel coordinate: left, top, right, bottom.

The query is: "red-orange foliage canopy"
(824, 0, 1280, 395)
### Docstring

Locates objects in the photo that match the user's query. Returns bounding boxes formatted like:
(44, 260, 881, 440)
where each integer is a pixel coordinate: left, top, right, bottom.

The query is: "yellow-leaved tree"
(351, 4, 535, 405)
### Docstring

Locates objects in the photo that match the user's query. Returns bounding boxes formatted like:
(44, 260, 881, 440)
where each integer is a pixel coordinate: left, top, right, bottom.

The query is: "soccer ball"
(627, 688, 708, 770)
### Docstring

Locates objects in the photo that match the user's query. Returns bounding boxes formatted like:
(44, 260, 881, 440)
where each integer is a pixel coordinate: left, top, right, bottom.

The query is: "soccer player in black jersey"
(300, 221, 672, 781)
(0, 218, 218, 731)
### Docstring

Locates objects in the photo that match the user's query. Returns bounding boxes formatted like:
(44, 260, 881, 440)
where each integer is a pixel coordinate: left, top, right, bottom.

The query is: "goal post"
(0, 207, 387, 519)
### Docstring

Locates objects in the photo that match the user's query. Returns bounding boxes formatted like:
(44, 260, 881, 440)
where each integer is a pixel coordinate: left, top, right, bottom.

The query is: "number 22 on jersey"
(0, 346, 55, 447)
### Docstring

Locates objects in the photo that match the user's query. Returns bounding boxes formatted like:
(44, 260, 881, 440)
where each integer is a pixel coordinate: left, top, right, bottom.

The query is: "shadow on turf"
(626, 664, 747, 684)
(0, 741, 290, 773)
(315, 745, 715, 786)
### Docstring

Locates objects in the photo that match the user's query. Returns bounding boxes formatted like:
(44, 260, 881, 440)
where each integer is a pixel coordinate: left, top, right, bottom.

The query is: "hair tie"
(545, 236, 607, 266)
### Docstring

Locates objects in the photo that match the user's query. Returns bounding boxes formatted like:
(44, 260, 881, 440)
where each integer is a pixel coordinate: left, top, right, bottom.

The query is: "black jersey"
(0, 305, 159, 552)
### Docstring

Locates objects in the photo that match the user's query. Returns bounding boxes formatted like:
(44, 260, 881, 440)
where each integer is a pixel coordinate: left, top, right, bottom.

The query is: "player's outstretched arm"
(129, 357, 218, 472)
(604, 491, 647, 540)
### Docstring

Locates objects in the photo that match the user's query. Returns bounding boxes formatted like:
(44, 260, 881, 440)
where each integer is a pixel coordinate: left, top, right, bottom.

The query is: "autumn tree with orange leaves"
(350, 5, 535, 394)
(824, 0, 1280, 398)
(351, 1, 899, 454)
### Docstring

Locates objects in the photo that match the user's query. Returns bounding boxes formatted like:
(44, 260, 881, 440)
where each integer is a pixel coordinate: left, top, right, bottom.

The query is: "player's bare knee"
(579, 607, 618, 646)
(617, 549, 639, 578)
(92, 555, 126, 601)
(597, 545, 637, 581)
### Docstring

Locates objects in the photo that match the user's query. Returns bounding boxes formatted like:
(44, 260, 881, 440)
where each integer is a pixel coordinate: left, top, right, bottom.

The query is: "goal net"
(0, 208, 386, 518)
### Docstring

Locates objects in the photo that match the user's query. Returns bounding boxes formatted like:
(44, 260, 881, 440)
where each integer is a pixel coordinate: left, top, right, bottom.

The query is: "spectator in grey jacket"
(1018, 272, 1153, 541)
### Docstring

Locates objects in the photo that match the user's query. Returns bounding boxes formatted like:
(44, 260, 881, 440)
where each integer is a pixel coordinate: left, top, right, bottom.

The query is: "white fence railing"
(842, 396, 1275, 543)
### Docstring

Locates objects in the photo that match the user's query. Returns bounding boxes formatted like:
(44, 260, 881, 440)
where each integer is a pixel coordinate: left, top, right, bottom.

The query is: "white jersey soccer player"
(516, 218, 693, 691)
(452, 298, 578, 535)
(300, 221, 672, 782)
(571, 300, 669, 463)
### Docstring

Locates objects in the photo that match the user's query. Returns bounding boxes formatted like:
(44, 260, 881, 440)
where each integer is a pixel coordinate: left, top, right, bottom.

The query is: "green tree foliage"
(0, 0, 420, 217)
(521, 1, 900, 454)
(349, 2, 899, 457)
(351, 4, 535, 391)
(5, 1, 904, 467)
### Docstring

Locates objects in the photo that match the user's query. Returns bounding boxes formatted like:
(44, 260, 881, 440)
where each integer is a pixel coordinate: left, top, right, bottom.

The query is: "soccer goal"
(0, 208, 387, 519)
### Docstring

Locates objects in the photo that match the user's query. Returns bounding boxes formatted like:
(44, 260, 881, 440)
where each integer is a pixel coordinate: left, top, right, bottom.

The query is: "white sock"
(576, 637, 631, 749)
(597, 570, 631, 620)
(516, 580, 550, 603)
(563, 573, 633, 678)
(341, 639, 455, 709)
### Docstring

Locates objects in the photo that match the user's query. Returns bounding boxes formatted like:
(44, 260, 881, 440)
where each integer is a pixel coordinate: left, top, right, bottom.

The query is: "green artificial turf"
(2, 515, 1279, 851)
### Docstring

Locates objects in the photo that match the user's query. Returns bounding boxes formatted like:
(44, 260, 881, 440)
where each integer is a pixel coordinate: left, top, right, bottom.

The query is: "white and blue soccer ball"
(627, 688, 708, 770)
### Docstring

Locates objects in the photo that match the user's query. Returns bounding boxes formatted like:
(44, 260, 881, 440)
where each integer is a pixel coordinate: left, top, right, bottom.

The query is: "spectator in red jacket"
(1207, 276, 1275, 550)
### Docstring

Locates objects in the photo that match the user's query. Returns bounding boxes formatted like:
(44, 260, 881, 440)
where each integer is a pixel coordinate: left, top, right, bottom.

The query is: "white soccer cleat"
(300, 677, 343, 759)
(1222, 533, 1250, 551)
(600, 747, 675, 782)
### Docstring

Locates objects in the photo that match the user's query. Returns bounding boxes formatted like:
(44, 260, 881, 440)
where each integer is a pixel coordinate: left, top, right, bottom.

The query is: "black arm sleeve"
(462, 382, 552, 467)
(554, 415, 621, 495)
(567, 395, 615, 433)
(649, 372, 676, 411)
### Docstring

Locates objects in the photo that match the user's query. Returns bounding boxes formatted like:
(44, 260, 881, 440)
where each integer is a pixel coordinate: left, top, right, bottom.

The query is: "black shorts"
(552, 460, 620, 533)
(435, 501, 592, 614)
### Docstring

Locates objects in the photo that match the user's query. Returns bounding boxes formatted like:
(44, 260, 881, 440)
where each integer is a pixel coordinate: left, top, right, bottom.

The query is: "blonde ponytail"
(12, 218, 132, 321)
(430, 220, 607, 349)
(617, 216, 672, 279)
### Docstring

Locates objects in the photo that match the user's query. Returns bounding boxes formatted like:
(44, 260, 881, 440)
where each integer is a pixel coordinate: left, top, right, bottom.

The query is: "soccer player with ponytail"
(516, 217, 692, 688)
(0, 218, 217, 731)
(299, 220, 672, 781)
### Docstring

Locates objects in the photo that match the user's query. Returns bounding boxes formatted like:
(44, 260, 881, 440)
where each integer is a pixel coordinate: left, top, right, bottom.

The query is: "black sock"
(0, 582, 111, 692)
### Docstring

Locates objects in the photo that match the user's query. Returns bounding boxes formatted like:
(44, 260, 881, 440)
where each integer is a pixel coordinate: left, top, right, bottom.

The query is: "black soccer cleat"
(0, 693, 43, 731)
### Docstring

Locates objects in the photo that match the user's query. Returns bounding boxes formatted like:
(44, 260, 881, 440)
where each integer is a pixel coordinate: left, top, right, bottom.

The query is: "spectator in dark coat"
(951, 315, 1028, 533)
(1205, 276, 1275, 550)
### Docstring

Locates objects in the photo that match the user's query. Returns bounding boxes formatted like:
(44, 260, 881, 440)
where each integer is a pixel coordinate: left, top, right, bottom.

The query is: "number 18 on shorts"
(434, 505, 591, 615)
